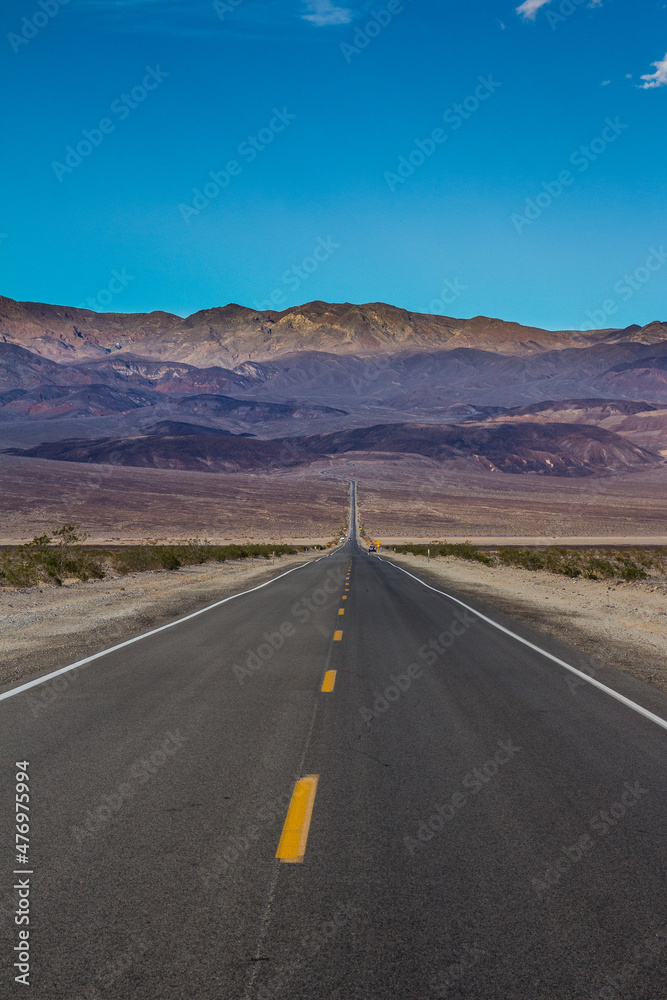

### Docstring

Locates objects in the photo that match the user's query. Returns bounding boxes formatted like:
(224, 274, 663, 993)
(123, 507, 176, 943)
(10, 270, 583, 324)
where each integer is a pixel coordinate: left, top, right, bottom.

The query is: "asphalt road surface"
(1, 483, 666, 998)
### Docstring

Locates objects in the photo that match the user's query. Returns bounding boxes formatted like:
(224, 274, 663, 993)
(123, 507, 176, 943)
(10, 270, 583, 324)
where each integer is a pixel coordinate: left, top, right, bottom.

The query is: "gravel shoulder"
(384, 551, 667, 694)
(0, 552, 323, 690)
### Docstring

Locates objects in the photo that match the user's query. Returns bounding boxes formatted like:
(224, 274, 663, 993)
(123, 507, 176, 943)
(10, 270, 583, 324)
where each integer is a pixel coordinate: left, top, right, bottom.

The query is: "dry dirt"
(385, 551, 667, 693)
(0, 551, 323, 690)
(349, 457, 667, 538)
(0, 455, 348, 543)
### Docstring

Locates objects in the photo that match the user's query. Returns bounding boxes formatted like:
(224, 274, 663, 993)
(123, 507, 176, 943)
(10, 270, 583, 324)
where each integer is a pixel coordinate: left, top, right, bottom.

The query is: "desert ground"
(0, 454, 348, 543)
(349, 457, 667, 539)
(2, 453, 667, 544)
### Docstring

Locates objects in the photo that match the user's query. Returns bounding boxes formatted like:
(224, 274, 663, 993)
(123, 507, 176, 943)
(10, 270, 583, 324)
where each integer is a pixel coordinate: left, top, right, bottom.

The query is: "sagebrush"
(392, 543, 666, 583)
(0, 528, 317, 588)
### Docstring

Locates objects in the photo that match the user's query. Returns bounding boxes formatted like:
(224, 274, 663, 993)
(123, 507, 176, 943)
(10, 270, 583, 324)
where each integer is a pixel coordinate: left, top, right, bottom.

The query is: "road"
(1, 483, 666, 998)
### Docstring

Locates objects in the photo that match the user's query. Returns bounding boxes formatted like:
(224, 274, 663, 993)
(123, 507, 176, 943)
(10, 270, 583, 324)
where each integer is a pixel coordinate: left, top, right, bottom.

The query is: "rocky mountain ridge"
(2, 294, 666, 367)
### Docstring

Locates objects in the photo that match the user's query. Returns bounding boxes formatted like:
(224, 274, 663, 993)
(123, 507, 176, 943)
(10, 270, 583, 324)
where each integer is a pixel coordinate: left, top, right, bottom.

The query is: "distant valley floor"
(2, 454, 666, 541)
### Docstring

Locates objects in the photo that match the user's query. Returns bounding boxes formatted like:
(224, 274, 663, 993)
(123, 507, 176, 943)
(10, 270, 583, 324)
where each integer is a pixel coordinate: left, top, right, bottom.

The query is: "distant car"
(368, 544, 377, 553)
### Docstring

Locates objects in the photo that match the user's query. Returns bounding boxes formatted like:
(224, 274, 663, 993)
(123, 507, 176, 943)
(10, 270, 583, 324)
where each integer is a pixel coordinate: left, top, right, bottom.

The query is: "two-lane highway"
(1, 484, 665, 998)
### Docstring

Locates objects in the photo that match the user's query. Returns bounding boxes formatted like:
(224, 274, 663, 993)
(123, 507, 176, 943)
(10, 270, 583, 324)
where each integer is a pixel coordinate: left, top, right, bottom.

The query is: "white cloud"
(515, 0, 551, 21)
(601, 79, 611, 86)
(302, 0, 352, 25)
(639, 52, 667, 89)
(516, 0, 605, 20)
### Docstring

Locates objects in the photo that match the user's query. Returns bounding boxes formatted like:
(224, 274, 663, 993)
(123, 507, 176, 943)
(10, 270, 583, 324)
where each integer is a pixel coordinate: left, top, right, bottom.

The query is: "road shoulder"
(0, 552, 322, 690)
(383, 551, 667, 694)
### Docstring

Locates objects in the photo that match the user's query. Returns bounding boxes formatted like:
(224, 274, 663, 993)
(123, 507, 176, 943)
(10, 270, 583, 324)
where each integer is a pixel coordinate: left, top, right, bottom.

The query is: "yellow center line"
(321, 670, 336, 692)
(276, 775, 320, 863)
(338, 608, 344, 615)
(333, 630, 343, 641)
(342, 595, 347, 600)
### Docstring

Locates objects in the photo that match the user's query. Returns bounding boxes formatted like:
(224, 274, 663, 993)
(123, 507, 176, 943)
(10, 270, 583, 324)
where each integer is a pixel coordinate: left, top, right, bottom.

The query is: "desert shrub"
(498, 548, 546, 571)
(0, 531, 310, 588)
(392, 540, 663, 584)
(0, 528, 105, 587)
(109, 541, 300, 576)
(394, 542, 493, 565)
(111, 546, 181, 574)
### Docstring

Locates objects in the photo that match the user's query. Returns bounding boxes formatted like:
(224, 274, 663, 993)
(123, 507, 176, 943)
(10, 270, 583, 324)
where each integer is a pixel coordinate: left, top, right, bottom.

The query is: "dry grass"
(392, 543, 667, 583)
(0, 528, 325, 588)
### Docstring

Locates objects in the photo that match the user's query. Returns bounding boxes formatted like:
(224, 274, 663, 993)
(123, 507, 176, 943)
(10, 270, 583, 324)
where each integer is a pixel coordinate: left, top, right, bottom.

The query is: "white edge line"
(378, 556, 667, 734)
(0, 555, 329, 704)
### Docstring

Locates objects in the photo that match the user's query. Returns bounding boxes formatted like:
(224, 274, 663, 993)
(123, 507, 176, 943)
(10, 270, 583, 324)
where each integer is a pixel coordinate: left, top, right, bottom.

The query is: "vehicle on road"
(368, 544, 376, 552)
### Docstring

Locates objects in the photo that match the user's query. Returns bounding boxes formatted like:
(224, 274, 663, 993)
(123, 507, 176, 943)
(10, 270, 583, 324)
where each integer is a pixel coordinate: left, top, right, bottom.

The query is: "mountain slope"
(6, 421, 660, 477)
(2, 293, 665, 366)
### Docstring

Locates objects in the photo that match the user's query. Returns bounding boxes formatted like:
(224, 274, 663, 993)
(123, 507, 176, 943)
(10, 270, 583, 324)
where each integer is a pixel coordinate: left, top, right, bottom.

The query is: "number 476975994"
(15, 762, 30, 866)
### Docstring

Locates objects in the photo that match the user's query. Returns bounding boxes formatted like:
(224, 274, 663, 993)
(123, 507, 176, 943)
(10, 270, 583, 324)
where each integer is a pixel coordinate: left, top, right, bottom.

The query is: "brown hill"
(6, 421, 660, 478)
(2, 293, 665, 367)
(0, 384, 158, 419)
(465, 399, 667, 456)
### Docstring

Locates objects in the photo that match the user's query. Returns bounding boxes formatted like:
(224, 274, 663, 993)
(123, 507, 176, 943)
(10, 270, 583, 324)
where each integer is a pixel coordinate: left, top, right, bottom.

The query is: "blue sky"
(1, 0, 666, 329)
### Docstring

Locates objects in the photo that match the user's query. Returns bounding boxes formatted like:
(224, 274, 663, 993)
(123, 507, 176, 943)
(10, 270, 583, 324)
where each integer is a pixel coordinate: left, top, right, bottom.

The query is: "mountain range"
(1, 294, 666, 477)
(2, 294, 666, 365)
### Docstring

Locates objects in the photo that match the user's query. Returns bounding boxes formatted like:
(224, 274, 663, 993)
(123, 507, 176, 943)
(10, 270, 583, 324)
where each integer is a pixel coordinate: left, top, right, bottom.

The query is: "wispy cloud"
(516, 0, 605, 22)
(70, 0, 355, 33)
(302, 0, 352, 26)
(515, 0, 551, 20)
(639, 52, 667, 89)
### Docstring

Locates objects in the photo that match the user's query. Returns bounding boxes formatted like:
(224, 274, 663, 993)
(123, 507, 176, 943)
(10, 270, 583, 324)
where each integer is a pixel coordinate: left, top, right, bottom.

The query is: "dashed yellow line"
(338, 608, 344, 615)
(276, 775, 319, 863)
(333, 630, 343, 641)
(321, 670, 336, 693)
(342, 595, 347, 600)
